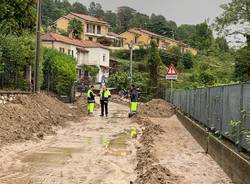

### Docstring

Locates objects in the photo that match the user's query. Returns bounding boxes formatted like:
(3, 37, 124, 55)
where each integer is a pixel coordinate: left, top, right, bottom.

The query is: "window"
(135, 36, 138, 43)
(59, 47, 65, 53)
(68, 49, 74, 57)
(89, 37, 93, 41)
(103, 54, 106, 62)
(97, 25, 101, 34)
(84, 71, 89, 77)
(87, 24, 95, 33)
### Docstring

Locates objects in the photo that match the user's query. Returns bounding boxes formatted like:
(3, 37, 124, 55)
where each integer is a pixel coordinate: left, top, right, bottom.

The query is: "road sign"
(166, 64, 177, 80)
(128, 72, 132, 79)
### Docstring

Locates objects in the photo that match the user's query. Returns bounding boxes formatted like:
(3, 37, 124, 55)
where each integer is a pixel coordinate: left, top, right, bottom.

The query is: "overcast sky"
(70, 0, 231, 25)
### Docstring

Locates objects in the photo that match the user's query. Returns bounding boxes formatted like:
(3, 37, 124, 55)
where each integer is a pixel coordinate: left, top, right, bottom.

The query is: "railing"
(165, 83, 250, 152)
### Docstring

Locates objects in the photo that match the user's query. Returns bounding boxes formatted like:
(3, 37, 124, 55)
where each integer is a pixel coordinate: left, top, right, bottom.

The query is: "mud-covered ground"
(0, 102, 138, 184)
(0, 97, 233, 183)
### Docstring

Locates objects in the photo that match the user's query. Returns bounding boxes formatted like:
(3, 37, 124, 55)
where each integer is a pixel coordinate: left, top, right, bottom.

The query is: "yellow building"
(120, 28, 197, 55)
(54, 12, 109, 42)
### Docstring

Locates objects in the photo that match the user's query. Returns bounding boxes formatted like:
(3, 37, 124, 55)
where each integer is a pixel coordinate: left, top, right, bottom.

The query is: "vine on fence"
(226, 109, 250, 145)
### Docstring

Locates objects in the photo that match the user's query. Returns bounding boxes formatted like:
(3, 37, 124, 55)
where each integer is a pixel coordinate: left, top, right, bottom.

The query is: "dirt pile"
(72, 95, 88, 116)
(139, 99, 175, 118)
(134, 117, 179, 184)
(111, 95, 130, 106)
(0, 93, 83, 147)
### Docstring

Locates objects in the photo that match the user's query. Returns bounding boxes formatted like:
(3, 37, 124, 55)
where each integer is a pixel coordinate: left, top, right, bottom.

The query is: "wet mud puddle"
(104, 131, 133, 157)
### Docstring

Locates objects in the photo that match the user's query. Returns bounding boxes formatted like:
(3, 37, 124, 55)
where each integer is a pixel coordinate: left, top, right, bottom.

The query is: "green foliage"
(88, 2, 105, 17)
(117, 6, 136, 32)
(129, 13, 150, 29)
(189, 22, 213, 51)
(97, 37, 112, 46)
(234, 46, 250, 82)
(227, 109, 250, 145)
(147, 40, 162, 88)
(147, 14, 177, 38)
(181, 52, 193, 69)
(72, 2, 88, 14)
(176, 24, 196, 42)
(43, 48, 76, 96)
(112, 47, 148, 61)
(82, 65, 99, 83)
(0, 34, 35, 90)
(104, 11, 118, 32)
(0, 0, 36, 35)
(107, 71, 148, 91)
(215, 0, 250, 46)
(68, 18, 83, 39)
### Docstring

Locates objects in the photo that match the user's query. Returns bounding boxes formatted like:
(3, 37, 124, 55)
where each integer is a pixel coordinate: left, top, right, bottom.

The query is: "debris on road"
(139, 99, 175, 118)
(0, 93, 87, 147)
(134, 117, 180, 184)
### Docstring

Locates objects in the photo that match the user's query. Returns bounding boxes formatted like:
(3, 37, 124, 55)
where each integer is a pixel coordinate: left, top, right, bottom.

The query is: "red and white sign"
(166, 64, 177, 80)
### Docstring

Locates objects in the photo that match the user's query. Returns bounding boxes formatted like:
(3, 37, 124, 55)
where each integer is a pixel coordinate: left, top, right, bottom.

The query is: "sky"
(70, 0, 231, 25)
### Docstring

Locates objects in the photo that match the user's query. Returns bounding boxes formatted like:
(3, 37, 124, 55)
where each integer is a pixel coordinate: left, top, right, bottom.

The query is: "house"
(120, 28, 197, 55)
(54, 13, 124, 48)
(42, 32, 110, 83)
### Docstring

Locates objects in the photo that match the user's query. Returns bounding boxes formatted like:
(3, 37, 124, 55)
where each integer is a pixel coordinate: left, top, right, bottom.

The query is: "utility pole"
(34, 0, 42, 93)
(129, 42, 133, 84)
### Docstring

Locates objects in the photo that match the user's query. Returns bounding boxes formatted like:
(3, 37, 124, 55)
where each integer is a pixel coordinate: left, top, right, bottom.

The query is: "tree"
(129, 13, 150, 29)
(104, 11, 118, 31)
(0, 35, 35, 90)
(0, 0, 36, 35)
(117, 6, 136, 32)
(176, 24, 196, 43)
(88, 2, 105, 17)
(147, 14, 177, 38)
(147, 40, 162, 88)
(234, 47, 250, 81)
(189, 22, 213, 51)
(68, 18, 83, 39)
(72, 2, 88, 14)
(43, 48, 76, 96)
(215, 37, 229, 52)
(181, 52, 193, 69)
(215, 0, 250, 46)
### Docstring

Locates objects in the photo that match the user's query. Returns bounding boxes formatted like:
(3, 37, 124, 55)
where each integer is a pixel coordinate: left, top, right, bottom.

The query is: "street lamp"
(128, 42, 133, 84)
(34, 0, 42, 93)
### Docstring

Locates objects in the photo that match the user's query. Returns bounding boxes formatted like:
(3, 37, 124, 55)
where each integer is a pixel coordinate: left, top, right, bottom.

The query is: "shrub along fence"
(165, 83, 250, 152)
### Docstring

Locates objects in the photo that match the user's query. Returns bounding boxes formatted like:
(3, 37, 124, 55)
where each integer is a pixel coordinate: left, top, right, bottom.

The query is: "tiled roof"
(107, 32, 125, 38)
(64, 12, 108, 25)
(127, 28, 179, 43)
(42, 32, 109, 50)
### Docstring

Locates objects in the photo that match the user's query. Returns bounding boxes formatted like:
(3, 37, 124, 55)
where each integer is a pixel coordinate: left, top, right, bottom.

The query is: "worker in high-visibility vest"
(87, 85, 95, 114)
(130, 84, 138, 113)
(100, 85, 111, 117)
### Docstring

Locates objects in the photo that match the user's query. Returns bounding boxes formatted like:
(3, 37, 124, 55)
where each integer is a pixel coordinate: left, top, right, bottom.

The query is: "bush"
(107, 71, 148, 91)
(0, 34, 35, 90)
(112, 47, 148, 61)
(43, 48, 76, 96)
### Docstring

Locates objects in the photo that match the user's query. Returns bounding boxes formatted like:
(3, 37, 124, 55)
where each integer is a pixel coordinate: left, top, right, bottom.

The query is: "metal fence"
(165, 83, 250, 152)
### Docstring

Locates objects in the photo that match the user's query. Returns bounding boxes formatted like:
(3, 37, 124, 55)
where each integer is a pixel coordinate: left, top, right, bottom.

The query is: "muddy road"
(0, 102, 232, 183)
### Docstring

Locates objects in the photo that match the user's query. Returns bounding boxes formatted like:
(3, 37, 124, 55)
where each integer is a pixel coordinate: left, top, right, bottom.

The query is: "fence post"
(238, 83, 244, 151)
(219, 86, 224, 137)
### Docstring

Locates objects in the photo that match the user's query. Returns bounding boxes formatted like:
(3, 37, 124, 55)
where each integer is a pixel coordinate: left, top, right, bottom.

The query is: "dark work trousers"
(101, 101, 108, 116)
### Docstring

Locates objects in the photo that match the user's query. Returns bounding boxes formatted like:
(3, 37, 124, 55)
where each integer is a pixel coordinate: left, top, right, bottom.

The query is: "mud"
(138, 99, 175, 118)
(0, 93, 79, 147)
(151, 116, 234, 184)
(0, 102, 138, 184)
(134, 117, 180, 184)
